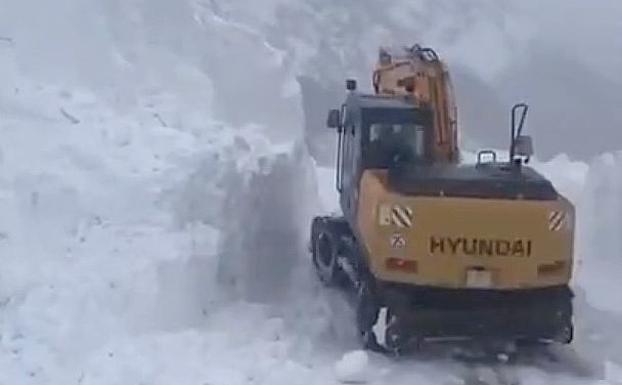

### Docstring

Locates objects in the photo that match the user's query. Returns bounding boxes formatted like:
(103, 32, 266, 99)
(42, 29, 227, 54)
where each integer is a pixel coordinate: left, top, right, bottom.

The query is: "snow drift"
(575, 152, 622, 314)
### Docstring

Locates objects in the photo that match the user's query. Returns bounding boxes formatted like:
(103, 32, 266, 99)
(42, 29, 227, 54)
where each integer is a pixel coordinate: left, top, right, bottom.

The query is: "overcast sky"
(517, 0, 622, 83)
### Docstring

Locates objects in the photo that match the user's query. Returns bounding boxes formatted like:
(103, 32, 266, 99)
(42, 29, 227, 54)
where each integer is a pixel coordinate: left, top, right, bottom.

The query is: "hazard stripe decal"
(391, 205, 413, 228)
(548, 211, 566, 232)
(378, 204, 414, 228)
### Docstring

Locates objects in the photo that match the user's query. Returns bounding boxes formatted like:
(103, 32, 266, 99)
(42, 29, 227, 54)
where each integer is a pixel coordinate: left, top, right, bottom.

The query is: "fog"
(1, 1, 619, 162)
(292, 0, 622, 163)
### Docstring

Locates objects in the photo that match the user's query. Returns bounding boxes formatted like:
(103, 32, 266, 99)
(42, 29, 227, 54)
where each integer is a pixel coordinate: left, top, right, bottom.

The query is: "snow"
(575, 152, 622, 314)
(604, 361, 622, 384)
(334, 350, 370, 383)
(0, 1, 621, 385)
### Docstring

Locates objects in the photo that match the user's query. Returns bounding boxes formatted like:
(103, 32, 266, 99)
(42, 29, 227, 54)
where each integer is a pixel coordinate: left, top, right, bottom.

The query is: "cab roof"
(346, 92, 418, 111)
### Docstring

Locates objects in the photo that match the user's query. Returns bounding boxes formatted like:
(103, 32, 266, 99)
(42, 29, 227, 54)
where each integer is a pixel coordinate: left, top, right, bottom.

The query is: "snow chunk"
(334, 350, 370, 383)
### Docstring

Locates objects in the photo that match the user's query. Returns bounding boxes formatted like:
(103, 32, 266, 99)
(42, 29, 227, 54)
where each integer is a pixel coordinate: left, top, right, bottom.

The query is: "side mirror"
(514, 135, 534, 158)
(327, 109, 341, 129)
(346, 79, 357, 91)
(510, 102, 529, 160)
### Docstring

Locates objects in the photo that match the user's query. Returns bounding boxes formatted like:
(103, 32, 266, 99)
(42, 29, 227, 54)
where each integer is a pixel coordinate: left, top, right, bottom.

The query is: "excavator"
(309, 44, 575, 355)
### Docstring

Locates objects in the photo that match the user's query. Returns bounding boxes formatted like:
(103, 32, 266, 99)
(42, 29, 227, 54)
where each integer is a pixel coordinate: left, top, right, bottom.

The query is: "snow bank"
(575, 151, 622, 313)
(605, 361, 622, 384)
(0, 1, 319, 382)
(0, 75, 320, 382)
(531, 153, 589, 204)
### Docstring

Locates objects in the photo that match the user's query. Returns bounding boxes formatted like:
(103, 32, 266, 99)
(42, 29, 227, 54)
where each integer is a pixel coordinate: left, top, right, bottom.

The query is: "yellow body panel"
(357, 170, 575, 290)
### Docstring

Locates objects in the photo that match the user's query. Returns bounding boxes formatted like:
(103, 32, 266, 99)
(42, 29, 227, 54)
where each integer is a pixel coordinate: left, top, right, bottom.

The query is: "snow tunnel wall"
(574, 151, 622, 313)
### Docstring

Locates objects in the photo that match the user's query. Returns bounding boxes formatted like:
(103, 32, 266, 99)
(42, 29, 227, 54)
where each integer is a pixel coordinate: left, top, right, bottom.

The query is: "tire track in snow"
(452, 342, 603, 385)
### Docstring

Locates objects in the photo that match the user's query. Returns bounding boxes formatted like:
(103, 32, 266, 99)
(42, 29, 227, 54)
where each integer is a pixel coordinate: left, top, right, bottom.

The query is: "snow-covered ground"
(0, 1, 621, 384)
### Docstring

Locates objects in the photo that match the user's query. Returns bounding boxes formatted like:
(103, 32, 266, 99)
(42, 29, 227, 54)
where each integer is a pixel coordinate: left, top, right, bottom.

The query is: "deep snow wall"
(575, 152, 622, 313)
(0, 0, 304, 142)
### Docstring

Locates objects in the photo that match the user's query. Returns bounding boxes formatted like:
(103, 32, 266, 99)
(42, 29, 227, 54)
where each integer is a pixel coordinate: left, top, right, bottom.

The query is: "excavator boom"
(373, 45, 459, 162)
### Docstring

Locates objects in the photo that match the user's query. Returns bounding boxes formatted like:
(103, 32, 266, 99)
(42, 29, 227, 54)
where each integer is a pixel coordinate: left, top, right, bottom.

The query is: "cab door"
(338, 107, 362, 224)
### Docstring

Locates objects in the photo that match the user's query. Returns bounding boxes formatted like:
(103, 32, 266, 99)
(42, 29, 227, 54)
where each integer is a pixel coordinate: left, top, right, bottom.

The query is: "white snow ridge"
(0, 1, 621, 385)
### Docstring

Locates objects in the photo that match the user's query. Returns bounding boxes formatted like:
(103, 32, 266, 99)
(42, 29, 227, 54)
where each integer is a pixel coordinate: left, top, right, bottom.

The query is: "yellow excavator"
(309, 44, 575, 354)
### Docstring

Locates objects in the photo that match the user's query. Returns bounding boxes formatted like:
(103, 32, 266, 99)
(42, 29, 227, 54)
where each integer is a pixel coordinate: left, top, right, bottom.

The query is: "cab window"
(367, 123, 426, 167)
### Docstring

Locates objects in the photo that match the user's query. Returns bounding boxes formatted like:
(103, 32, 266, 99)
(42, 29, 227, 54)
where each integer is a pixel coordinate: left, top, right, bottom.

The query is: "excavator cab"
(326, 79, 434, 220)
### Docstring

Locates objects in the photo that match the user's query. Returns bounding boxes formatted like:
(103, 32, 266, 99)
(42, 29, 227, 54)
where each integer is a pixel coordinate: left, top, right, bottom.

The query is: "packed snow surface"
(334, 350, 370, 383)
(0, 1, 621, 385)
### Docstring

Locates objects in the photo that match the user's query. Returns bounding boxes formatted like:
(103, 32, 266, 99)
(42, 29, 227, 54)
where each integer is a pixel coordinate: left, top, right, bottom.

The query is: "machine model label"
(430, 236, 532, 257)
(390, 233, 406, 249)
